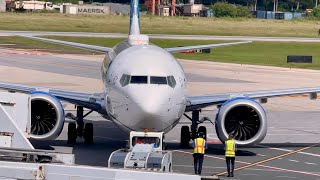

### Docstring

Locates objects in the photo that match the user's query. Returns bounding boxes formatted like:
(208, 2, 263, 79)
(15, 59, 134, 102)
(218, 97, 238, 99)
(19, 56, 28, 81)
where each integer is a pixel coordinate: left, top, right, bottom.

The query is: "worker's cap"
(198, 132, 205, 138)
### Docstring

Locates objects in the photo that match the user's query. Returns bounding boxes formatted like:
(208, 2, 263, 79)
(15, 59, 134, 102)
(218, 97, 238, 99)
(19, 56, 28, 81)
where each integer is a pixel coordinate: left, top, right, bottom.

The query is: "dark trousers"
(193, 153, 204, 175)
(226, 157, 235, 175)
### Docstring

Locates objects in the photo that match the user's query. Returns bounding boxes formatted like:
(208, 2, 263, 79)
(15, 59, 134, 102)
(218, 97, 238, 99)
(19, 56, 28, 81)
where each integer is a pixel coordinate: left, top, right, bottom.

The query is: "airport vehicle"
(108, 131, 172, 172)
(1, 0, 320, 147)
(9, 1, 54, 11)
(0, 92, 74, 164)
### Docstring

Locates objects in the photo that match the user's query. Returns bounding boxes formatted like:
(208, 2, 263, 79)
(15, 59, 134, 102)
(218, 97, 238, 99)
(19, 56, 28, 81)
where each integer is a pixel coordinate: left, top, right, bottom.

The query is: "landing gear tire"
(198, 126, 207, 140)
(180, 126, 190, 147)
(84, 123, 94, 144)
(67, 123, 77, 144)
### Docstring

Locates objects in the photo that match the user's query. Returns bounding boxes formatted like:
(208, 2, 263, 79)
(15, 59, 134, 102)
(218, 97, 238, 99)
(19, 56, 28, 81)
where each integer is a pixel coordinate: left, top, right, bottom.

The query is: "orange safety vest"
(193, 138, 206, 154)
(225, 139, 236, 157)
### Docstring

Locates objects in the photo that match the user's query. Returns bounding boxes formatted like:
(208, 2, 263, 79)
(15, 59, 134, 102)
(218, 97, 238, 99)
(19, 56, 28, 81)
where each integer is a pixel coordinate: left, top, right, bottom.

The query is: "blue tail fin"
(129, 0, 140, 35)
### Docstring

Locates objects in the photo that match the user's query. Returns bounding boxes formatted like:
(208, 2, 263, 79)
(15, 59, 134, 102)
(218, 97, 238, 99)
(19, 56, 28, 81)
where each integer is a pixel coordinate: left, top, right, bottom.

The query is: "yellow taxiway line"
(215, 142, 320, 176)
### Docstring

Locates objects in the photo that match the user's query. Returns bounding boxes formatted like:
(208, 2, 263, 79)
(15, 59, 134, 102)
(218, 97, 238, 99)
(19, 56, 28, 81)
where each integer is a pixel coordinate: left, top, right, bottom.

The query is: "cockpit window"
(130, 76, 148, 84)
(167, 76, 176, 88)
(150, 76, 167, 85)
(120, 74, 131, 87)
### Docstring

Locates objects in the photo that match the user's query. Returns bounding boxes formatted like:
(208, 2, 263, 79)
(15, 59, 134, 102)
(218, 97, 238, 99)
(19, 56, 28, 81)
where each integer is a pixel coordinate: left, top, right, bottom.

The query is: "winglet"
(129, 0, 140, 35)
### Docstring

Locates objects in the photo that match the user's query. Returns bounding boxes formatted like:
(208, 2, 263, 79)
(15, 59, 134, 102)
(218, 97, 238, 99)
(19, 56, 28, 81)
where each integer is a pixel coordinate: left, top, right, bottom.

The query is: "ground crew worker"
(225, 134, 236, 177)
(192, 132, 208, 175)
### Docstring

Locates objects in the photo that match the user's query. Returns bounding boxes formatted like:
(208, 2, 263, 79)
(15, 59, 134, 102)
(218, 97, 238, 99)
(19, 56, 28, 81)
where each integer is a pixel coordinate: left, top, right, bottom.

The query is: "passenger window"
(120, 74, 131, 87)
(150, 76, 167, 85)
(167, 76, 176, 88)
(130, 76, 148, 84)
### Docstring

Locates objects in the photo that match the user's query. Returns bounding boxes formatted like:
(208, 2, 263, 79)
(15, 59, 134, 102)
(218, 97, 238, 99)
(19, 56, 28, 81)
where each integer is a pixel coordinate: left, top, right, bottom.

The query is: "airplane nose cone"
(129, 87, 170, 114)
(136, 101, 162, 116)
(126, 87, 173, 131)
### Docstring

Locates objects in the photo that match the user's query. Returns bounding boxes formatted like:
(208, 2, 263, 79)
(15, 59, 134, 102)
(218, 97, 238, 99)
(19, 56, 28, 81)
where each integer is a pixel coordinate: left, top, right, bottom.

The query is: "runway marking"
(173, 150, 320, 177)
(174, 164, 292, 173)
(240, 173, 258, 176)
(276, 176, 297, 179)
(215, 142, 320, 176)
(257, 145, 320, 158)
(267, 134, 315, 136)
(257, 154, 266, 157)
(174, 165, 225, 169)
(305, 162, 317, 165)
(288, 159, 299, 162)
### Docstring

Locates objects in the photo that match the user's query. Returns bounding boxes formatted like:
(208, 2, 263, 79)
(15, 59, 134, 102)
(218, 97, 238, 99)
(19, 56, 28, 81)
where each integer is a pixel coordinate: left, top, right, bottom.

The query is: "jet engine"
(215, 97, 267, 145)
(30, 92, 65, 140)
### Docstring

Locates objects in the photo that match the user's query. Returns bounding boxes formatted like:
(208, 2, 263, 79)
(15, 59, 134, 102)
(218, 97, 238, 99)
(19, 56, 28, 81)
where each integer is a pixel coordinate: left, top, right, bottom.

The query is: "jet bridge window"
(150, 76, 167, 85)
(130, 76, 148, 84)
(167, 76, 176, 88)
(120, 74, 131, 87)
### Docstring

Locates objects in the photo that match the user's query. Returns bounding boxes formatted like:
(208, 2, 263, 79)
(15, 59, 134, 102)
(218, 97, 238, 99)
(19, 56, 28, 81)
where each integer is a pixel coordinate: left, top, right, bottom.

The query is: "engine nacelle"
(30, 92, 65, 140)
(215, 97, 267, 145)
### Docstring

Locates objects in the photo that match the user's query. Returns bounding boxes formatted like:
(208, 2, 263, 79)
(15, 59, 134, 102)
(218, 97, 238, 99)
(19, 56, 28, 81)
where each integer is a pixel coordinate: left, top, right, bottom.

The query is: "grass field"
(1, 13, 320, 37)
(1, 36, 319, 70)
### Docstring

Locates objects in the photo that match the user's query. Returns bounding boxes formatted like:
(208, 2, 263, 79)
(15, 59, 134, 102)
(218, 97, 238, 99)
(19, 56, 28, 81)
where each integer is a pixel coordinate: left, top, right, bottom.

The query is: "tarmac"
(0, 47, 319, 179)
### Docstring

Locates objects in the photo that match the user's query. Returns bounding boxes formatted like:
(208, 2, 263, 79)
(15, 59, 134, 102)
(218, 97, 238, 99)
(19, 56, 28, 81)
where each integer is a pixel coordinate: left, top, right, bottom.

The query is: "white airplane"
(1, 0, 320, 146)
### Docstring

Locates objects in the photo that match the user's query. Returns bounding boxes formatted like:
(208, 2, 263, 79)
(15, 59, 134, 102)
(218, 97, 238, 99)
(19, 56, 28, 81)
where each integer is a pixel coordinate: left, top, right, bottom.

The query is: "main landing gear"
(66, 106, 94, 144)
(180, 110, 212, 147)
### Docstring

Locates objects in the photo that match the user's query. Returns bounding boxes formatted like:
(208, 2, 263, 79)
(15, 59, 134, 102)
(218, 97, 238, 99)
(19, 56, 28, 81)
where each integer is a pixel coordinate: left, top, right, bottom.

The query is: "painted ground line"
(257, 154, 266, 157)
(173, 149, 320, 177)
(239, 173, 259, 176)
(174, 164, 287, 172)
(305, 162, 317, 165)
(276, 176, 297, 179)
(266, 134, 316, 136)
(257, 145, 320, 158)
(215, 142, 320, 176)
(288, 159, 299, 162)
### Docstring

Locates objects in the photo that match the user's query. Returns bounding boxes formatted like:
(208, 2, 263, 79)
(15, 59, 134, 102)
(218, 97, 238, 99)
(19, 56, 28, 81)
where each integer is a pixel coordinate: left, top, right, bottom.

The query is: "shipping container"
(183, 4, 203, 16)
(293, 12, 303, 18)
(256, 11, 266, 19)
(284, 12, 293, 20)
(62, 5, 111, 15)
(266, 11, 275, 19)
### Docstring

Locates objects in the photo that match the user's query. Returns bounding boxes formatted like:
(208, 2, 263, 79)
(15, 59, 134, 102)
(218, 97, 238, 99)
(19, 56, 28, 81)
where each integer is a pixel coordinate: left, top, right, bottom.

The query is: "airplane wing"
(19, 35, 250, 54)
(0, 82, 104, 112)
(18, 35, 112, 53)
(164, 41, 251, 53)
(186, 87, 320, 111)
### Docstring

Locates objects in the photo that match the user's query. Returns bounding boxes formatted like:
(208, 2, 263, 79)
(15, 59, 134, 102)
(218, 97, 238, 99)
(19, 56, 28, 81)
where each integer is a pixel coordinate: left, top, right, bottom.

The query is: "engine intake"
(215, 97, 267, 145)
(30, 92, 65, 140)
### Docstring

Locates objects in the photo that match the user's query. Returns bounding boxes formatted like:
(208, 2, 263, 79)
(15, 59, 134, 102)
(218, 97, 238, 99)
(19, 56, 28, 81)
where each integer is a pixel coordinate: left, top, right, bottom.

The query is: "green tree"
(312, 5, 320, 16)
(211, 2, 251, 17)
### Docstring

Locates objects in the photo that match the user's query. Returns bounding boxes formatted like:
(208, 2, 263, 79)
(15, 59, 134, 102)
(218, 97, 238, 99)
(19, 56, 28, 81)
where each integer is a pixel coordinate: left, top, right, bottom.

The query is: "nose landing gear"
(180, 110, 211, 147)
(66, 106, 94, 144)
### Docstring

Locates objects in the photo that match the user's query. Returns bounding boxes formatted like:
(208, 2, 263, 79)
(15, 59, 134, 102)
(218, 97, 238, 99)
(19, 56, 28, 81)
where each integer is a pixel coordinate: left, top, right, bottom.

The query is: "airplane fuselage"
(101, 40, 187, 133)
